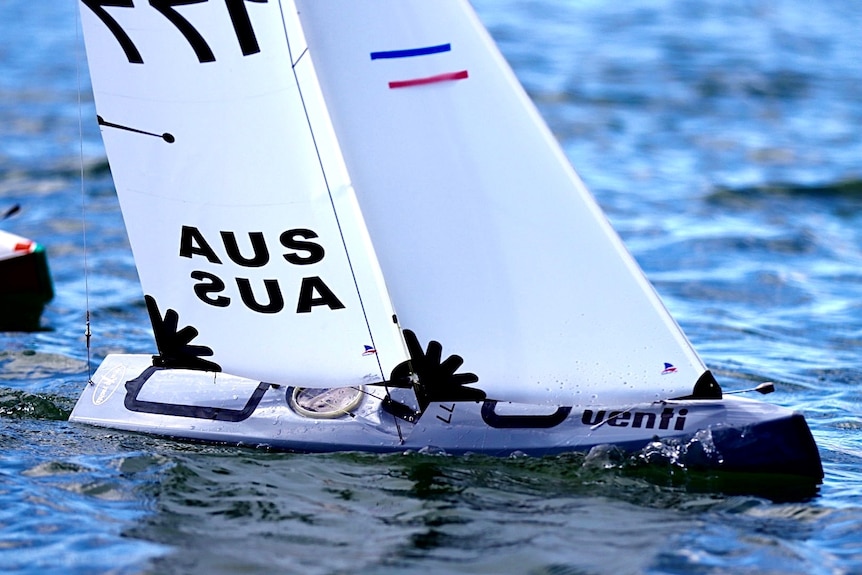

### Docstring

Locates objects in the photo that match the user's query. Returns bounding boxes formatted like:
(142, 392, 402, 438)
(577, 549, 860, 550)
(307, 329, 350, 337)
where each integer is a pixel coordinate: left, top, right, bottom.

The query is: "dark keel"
(635, 411, 825, 500)
(709, 412, 823, 481)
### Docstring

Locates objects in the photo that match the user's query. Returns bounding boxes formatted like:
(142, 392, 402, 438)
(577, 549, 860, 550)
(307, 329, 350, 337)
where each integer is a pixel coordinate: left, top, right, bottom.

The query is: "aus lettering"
(180, 226, 325, 267)
(180, 226, 345, 314)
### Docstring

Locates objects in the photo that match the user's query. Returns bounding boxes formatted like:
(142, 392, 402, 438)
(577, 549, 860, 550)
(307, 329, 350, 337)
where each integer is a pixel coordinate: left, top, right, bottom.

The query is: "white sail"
(294, 0, 707, 406)
(79, 0, 407, 387)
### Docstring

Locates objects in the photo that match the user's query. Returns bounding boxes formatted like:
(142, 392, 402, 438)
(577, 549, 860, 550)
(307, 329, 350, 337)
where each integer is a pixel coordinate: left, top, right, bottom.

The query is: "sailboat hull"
(70, 354, 823, 482)
(0, 230, 53, 331)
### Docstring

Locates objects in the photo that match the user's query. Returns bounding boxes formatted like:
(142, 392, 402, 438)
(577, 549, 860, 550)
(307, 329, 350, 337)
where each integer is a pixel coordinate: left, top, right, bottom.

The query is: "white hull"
(71, 354, 822, 480)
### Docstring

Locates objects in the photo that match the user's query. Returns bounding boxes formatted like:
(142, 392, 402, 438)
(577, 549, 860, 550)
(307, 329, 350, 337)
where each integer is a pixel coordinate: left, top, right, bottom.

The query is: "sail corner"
(690, 370, 723, 399)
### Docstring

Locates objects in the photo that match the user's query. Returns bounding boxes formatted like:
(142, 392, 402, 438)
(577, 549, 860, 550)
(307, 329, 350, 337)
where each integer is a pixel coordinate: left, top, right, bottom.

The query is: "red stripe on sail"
(389, 70, 469, 89)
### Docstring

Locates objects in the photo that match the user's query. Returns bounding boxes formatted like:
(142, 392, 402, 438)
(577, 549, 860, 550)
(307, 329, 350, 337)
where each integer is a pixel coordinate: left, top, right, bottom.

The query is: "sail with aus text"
(79, 0, 408, 389)
(79, 0, 705, 407)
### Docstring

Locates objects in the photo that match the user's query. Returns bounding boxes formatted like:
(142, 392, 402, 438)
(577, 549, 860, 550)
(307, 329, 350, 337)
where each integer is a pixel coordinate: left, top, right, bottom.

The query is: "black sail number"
(226, 0, 267, 56)
(81, 0, 143, 64)
(149, 0, 215, 63)
(81, 0, 268, 63)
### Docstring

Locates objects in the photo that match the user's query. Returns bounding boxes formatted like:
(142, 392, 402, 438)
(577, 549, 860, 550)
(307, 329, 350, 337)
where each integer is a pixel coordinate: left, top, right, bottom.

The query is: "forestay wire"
(278, 2, 406, 443)
(74, 0, 94, 384)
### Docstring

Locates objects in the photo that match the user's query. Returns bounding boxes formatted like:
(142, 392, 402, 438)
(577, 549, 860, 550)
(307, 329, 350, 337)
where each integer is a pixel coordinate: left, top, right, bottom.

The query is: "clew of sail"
(294, 0, 708, 406)
(78, 0, 407, 387)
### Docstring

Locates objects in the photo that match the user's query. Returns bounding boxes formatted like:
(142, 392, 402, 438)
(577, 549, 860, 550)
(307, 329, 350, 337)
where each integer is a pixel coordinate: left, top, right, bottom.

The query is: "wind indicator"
(97, 116, 175, 143)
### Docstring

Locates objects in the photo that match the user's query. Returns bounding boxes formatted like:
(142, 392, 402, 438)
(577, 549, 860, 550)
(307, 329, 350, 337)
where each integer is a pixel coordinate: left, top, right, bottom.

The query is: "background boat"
(0, 226, 54, 331)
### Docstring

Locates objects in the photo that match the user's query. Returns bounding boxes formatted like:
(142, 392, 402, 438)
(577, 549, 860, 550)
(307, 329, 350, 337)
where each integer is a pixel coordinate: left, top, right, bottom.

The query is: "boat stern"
(705, 409, 822, 481)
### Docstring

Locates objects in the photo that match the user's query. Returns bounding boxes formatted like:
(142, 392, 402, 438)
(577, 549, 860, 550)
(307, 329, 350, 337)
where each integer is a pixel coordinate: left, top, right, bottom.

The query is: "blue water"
(2, 0, 862, 573)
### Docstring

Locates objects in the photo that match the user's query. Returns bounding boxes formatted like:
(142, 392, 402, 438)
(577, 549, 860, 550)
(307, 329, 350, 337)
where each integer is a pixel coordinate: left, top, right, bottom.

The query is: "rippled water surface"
(2, 0, 861, 573)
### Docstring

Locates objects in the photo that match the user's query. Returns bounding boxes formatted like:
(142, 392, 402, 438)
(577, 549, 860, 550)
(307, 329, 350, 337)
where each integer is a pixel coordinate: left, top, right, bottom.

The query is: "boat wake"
(0, 388, 72, 420)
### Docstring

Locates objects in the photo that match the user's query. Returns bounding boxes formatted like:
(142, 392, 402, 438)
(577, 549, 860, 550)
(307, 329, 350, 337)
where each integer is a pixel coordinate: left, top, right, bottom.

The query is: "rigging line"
(74, 0, 93, 384)
(276, 2, 406, 442)
(589, 405, 638, 431)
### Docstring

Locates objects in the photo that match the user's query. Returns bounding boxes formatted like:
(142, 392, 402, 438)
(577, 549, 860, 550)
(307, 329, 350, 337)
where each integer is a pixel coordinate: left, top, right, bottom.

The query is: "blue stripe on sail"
(370, 43, 451, 60)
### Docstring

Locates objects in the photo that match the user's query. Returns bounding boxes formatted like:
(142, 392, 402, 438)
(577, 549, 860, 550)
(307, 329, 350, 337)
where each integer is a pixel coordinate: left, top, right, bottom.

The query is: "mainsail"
(294, 0, 707, 405)
(80, 0, 707, 405)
